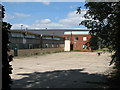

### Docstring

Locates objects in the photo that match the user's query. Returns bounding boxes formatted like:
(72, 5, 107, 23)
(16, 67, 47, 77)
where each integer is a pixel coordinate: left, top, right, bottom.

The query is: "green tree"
(1, 4, 13, 90)
(77, 1, 120, 82)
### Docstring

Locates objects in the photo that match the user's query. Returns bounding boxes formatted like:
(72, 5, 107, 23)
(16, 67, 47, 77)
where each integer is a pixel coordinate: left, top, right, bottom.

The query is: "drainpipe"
(40, 34, 42, 50)
(70, 31, 73, 51)
(71, 31, 72, 44)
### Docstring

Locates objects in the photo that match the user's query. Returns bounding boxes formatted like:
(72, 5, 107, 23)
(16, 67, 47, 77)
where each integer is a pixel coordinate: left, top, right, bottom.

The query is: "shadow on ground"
(11, 69, 109, 88)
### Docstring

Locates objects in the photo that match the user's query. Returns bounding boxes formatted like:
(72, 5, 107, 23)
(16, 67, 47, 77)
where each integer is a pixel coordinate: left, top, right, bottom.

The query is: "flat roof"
(64, 31, 90, 35)
(11, 29, 90, 36)
(12, 29, 89, 31)
(9, 30, 63, 38)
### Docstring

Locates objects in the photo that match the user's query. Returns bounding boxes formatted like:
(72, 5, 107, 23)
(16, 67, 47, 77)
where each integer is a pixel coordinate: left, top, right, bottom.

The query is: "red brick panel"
(62, 34, 91, 51)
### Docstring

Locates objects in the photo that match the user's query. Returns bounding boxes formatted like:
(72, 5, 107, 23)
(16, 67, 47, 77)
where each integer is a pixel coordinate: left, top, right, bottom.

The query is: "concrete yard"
(10, 52, 113, 88)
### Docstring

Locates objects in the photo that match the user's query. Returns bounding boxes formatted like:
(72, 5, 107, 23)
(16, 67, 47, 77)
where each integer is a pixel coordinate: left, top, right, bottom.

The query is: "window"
(74, 37, 79, 41)
(83, 37, 87, 41)
(83, 45, 87, 49)
(53, 37, 60, 40)
(43, 37, 52, 40)
(23, 38, 26, 44)
(45, 44, 48, 48)
(11, 33, 24, 38)
(11, 33, 17, 37)
(36, 36, 40, 39)
(51, 44, 54, 48)
(66, 37, 69, 40)
(25, 34, 35, 38)
(29, 44, 33, 49)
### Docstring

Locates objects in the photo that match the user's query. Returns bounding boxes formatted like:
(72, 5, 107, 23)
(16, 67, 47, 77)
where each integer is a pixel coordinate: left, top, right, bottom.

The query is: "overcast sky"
(2, 2, 88, 29)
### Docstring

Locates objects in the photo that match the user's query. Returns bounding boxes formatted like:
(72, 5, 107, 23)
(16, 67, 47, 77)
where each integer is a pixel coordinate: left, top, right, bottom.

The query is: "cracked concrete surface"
(10, 52, 113, 88)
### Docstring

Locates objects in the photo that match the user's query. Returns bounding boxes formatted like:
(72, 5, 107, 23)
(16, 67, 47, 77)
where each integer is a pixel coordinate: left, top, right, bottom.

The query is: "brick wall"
(62, 34, 91, 51)
(8, 48, 64, 57)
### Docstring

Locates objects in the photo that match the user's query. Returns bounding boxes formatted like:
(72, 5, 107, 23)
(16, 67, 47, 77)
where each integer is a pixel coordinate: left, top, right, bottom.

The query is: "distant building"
(62, 30, 91, 51)
(8, 30, 64, 50)
(9, 29, 92, 51)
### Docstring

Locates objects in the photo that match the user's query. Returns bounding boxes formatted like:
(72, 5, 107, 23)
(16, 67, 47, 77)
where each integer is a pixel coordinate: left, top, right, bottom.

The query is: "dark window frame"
(74, 36, 79, 41)
(83, 44, 87, 49)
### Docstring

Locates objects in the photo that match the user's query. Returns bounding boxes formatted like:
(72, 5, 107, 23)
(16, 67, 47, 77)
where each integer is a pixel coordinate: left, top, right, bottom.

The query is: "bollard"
(14, 48, 18, 56)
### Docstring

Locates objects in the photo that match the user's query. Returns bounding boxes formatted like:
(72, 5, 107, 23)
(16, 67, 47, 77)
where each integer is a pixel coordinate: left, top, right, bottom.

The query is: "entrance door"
(70, 44, 73, 50)
(64, 40, 70, 51)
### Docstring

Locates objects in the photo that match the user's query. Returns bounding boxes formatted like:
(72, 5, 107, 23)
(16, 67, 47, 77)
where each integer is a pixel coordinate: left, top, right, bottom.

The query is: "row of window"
(42, 37, 60, 40)
(43, 44, 59, 48)
(8, 43, 59, 49)
(10, 33, 37, 38)
(9, 33, 61, 40)
(66, 36, 87, 41)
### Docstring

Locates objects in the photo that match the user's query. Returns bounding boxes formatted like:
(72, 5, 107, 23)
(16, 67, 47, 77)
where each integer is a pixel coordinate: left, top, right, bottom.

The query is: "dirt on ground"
(10, 52, 113, 88)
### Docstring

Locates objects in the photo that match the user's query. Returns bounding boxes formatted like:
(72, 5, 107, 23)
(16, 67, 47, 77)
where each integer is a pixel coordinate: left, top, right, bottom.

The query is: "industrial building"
(8, 30, 64, 50)
(8, 29, 91, 51)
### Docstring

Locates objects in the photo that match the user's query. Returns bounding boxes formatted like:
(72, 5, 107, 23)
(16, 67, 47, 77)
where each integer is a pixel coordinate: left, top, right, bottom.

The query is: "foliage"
(71, 50, 92, 52)
(77, 2, 120, 74)
(72, 48, 109, 52)
(87, 35, 99, 50)
(1, 5, 13, 90)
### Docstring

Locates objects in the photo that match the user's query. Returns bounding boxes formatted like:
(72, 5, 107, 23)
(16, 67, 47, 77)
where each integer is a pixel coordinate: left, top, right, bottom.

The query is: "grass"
(92, 48, 109, 52)
(71, 50, 92, 52)
(71, 48, 110, 52)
